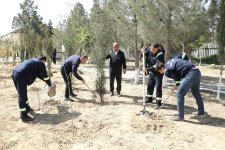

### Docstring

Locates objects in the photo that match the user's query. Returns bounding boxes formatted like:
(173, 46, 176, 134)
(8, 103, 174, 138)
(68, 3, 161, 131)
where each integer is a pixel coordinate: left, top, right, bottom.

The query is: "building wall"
(1, 32, 20, 44)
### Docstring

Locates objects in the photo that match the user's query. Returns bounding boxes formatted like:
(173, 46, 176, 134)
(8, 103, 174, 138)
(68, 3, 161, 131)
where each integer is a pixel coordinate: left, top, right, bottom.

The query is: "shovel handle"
(84, 83, 92, 91)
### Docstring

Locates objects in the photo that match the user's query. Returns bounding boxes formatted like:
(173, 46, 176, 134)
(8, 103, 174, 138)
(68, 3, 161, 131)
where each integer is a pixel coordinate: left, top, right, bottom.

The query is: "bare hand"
(50, 84, 55, 91)
(173, 85, 178, 90)
(142, 68, 147, 73)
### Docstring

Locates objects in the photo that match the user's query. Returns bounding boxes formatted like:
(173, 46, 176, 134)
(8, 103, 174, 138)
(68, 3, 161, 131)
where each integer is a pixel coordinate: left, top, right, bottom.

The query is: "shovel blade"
(140, 110, 150, 116)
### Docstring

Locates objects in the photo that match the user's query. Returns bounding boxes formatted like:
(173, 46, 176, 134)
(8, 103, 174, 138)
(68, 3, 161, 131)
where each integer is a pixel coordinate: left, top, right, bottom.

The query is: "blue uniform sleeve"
(72, 64, 83, 80)
(165, 59, 181, 86)
(38, 63, 51, 86)
(165, 70, 181, 86)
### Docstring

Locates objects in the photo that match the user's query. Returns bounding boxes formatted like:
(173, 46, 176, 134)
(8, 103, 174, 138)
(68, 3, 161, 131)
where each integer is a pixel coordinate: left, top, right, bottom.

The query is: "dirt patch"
(131, 115, 174, 133)
(42, 99, 61, 106)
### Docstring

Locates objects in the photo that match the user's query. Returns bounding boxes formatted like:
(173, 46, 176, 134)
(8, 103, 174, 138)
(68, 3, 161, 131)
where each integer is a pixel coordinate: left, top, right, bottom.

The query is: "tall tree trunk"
(216, 0, 225, 100)
(12, 51, 16, 66)
(165, 11, 172, 62)
(47, 58, 52, 77)
(79, 47, 83, 56)
(163, 8, 172, 87)
(217, 48, 224, 100)
(217, 64, 223, 99)
(134, 14, 140, 84)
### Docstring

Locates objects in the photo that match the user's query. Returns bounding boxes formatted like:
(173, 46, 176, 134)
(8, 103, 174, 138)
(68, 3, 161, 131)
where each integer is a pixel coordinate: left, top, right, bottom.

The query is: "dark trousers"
(12, 71, 31, 116)
(147, 73, 163, 101)
(60, 66, 74, 98)
(52, 58, 56, 64)
(110, 68, 122, 93)
(176, 69, 204, 118)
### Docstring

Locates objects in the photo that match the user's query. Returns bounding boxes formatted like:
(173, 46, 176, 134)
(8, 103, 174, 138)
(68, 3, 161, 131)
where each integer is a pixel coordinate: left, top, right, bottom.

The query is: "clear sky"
(0, 0, 93, 36)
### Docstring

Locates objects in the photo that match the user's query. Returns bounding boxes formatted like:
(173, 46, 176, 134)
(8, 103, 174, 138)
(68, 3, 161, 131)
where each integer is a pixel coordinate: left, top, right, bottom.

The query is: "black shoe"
(70, 93, 77, 98)
(65, 97, 74, 102)
(145, 100, 152, 103)
(21, 115, 35, 122)
(145, 97, 153, 103)
(192, 111, 206, 117)
(27, 108, 35, 116)
(154, 100, 162, 109)
(110, 92, 114, 96)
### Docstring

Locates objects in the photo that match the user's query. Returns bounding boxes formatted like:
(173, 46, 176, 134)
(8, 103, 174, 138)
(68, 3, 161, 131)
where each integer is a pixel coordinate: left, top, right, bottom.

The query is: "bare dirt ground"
(0, 63, 225, 150)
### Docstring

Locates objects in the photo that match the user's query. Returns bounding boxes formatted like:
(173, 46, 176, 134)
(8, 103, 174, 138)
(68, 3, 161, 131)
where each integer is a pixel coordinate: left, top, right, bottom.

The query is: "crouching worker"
(12, 55, 54, 122)
(61, 55, 88, 101)
(155, 58, 205, 121)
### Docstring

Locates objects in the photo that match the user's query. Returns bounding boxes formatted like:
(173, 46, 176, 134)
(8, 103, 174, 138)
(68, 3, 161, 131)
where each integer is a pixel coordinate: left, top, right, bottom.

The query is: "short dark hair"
(81, 55, 88, 59)
(155, 61, 164, 71)
(152, 43, 159, 48)
(38, 55, 47, 61)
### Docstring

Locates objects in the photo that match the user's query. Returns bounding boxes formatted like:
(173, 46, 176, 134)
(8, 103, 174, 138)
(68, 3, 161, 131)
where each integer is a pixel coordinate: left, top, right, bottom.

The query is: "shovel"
(84, 82, 97, 100)
(140, 48, 150, 116)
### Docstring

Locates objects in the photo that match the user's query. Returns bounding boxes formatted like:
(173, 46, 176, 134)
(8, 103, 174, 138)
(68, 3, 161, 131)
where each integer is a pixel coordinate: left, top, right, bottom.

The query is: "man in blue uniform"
(141, 43, 165, 109)
(106, 42, 126, 96)
(61, 55, 88, 101)
(12, 55, 54, 122)
(156, 58, 205, 121)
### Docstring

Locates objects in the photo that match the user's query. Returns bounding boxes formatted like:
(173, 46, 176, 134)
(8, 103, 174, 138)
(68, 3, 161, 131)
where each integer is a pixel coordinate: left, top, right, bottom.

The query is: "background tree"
(90, 0, 114, 101)
(173, 0, 210, 55)
(12, 0, 44, 60)
(208, 0, 220, 35)
(135, 0, 210, 60)
(216, 0, 225, 99)
(42, 20, 54, 76)
(105, 0, 143, 83)
(63, 2, 89, 57)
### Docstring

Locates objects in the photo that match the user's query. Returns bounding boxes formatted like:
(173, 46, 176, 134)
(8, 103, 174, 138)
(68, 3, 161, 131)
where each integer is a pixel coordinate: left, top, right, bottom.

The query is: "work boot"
(145, 97, 153, 103)
(170, 114, 184, 121)
(64, 97, 74, 102)
(70, 93, 77, 98)
(154, 100, 162, 109)
(27, 108, 35, 116)
(110, 92, 114, 96)
(21, 114, 35, 122)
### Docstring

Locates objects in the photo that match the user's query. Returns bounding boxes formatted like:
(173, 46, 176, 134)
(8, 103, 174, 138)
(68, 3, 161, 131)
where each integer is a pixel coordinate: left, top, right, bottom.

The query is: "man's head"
(151, 43, 159, 54)
(155, 61, 165, 74)
(80, 55, 88, 63)
(38, 55, 47, 63)
(113, 42, 120, 52)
